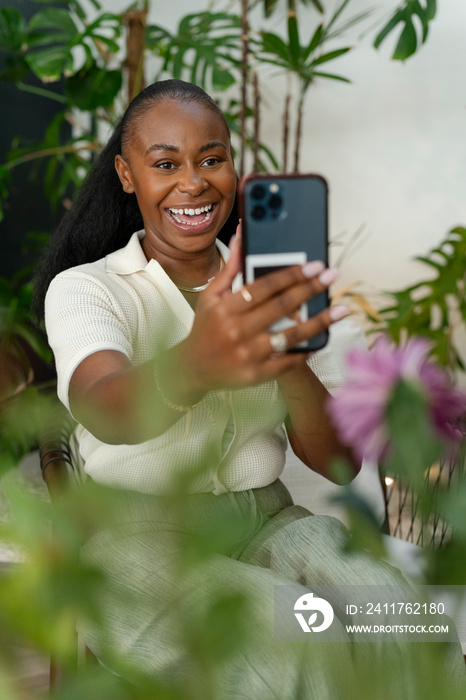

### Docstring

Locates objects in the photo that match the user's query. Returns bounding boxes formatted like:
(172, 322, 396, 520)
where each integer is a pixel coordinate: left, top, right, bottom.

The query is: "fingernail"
(302, 260, 325, 278)
(318, 267, 339, 286)
(329, 305, 350, 322)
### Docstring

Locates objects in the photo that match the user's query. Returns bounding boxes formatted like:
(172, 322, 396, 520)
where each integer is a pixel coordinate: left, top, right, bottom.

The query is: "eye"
(202, 157, 222, 167)
(155, 161, 176, 170)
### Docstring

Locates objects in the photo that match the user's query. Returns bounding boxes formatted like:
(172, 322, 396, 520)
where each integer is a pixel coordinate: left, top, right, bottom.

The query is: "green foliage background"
(1, 2, 465, 698)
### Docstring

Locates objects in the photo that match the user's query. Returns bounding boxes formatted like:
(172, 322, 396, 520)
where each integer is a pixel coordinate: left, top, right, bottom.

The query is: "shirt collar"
(106, 230, 149, 274)
(105, 230, 236, 279)
(105, 230, 241, 332)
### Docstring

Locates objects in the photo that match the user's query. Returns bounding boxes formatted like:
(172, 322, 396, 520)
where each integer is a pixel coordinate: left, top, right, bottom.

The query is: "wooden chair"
(384, 438, 466, 548)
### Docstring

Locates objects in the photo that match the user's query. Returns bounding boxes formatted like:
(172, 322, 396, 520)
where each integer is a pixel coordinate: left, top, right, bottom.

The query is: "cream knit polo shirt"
(45, 231, 344, 496)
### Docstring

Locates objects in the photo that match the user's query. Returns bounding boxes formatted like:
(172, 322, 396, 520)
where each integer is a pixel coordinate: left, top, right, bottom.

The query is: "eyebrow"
(144, 141, 227, 156)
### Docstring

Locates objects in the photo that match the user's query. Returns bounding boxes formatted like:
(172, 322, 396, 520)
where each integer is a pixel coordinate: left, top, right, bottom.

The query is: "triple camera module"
(250, 183, 283, 221)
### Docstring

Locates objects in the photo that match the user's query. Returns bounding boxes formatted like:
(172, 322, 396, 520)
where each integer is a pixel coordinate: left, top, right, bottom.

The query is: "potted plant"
(0, 276, 51, 402)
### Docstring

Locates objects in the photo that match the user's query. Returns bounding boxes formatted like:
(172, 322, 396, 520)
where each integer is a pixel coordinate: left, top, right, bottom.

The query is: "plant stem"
(240, 0, 250, 178)
(123, 6, 148, 104)
(17, 82, 67, 104)
(6, 143, 98, 170)
(253, 71, 260, 173)
(282, 83, 291, 173)
(293, 87, 305, 172)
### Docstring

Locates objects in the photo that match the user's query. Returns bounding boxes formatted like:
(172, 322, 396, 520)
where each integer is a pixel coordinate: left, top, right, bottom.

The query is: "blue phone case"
(238, 173, 329, 352)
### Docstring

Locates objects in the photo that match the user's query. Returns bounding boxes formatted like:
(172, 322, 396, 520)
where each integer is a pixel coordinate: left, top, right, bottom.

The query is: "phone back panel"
(239, 173, 329, 352)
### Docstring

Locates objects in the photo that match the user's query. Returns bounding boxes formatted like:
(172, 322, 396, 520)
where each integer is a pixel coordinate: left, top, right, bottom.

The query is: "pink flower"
(327, 335, 466, 462)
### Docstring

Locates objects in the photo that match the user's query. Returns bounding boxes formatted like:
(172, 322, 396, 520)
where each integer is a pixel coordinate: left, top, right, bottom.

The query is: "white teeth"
(169, 204, 213, 216)
(169, 205, 215, 226)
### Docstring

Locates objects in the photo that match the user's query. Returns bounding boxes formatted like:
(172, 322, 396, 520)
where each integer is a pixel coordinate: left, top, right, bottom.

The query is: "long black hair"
(32, 79, 238, 320)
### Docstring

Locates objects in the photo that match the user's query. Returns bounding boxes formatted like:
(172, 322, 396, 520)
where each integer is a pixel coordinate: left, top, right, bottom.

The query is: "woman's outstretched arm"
(67, 233, 350, 446)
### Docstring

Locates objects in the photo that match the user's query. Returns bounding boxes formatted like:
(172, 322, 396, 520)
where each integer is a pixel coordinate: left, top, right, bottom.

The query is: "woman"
(35, 80, 463, 699)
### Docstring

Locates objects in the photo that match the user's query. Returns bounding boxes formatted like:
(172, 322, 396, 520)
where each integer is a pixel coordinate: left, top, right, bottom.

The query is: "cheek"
(219, 170, 237, 202)
(134, 176, 171, 206)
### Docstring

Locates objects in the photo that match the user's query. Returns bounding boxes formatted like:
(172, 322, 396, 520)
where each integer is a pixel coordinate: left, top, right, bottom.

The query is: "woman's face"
(115, 99, 236, 259)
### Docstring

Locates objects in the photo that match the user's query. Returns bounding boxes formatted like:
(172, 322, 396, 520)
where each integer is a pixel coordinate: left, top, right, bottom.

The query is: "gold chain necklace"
(176, 254, 224, 293)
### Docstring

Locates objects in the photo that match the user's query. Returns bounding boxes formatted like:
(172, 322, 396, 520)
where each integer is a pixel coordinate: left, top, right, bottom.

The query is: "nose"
(176, 166, 208, 196)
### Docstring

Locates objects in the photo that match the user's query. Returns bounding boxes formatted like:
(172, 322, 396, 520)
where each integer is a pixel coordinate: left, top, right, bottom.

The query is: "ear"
(114, 155, 135, 194)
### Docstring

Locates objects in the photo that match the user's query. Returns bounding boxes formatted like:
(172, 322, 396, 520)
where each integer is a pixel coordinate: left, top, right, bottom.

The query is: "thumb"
(207, 224, 242, 298)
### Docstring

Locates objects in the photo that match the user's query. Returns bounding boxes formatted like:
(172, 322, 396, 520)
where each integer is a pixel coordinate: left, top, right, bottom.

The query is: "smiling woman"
(113, 99, 236, 291)
(32, 80, 466, 698)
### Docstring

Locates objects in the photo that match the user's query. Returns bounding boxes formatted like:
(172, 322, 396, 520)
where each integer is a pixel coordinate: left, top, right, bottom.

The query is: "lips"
(165, 203, 218, 232)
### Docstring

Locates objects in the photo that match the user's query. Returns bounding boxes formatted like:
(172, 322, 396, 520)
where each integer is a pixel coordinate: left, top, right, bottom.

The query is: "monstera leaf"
(374, 0, 437, 61)
(147, 12, 242, 92)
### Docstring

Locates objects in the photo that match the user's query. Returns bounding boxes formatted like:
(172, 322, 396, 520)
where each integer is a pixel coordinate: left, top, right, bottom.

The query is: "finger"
(287, 305, 349, 351)
(206, 225, 242, 299)
(262, 305, 350, 356)
(240, 267, 338, 336)
(233, 260, 326, 311)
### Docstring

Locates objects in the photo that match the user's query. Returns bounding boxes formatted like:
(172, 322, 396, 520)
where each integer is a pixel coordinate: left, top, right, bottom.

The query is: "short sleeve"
(45, 271, 133, 410)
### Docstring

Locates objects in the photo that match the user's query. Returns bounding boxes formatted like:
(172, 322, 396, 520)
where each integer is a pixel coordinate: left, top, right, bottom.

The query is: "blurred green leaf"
(393, 15, 417, 61)
(0, 166, 11, 222)
(261, 32, 290, 62)
(427, 538, 466, 585)
(255, 0, 324, 18)
(332, 488, 387, 559)
(0, 388, 57, 471)
(25, 44, 73, 81)
(308, 0, 324, 12)
(0, 275, 52, 394)
(288, 13, 301, 63)
(385, 379, 444, 487)
(370, 227, 466, 372)
(374, 0, 437, 61)
(326, 0, 352, 35)
(0, 53, 30, 83)
(0, 7, 25, 51)
(311, 46, 351, 66)
(312, 70, 351, 83)
(78, 11, 121, 55)
(259, 4, 352, 93)
(211, 63, 236, 91)
(147, 12, 242, 92)
(27, 7, 77, 43)
(180, 588, 249, 669)
(302, 23, 323, 61)
(65, 63, 122, 110)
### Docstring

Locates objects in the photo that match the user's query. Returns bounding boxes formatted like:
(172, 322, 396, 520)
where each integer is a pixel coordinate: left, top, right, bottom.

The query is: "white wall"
(104, 0, 466, 298)
(290, 0, 466, 296)
(250, 0, 466, 296)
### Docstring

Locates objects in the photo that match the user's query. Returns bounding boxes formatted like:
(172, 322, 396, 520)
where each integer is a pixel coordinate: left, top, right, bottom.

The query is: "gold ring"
(269, 331, 288, 355)
(240, 287, 253, 303)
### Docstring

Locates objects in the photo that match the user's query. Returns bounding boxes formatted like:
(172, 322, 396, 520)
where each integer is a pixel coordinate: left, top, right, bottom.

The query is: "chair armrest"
(39, 432, 75, 501)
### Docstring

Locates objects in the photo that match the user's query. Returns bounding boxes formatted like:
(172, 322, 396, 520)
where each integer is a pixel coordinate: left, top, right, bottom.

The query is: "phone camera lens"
(251, 205, 266, 220)
(268, 194, 282, 209)
(251, 184, 266, 200)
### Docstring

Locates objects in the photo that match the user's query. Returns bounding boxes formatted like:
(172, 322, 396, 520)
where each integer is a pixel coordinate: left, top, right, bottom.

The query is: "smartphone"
(238, 172, 329, 352)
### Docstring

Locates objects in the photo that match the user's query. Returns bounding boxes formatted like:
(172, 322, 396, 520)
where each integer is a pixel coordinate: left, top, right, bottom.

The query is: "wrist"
(276, 360, 310, 389)
(154, 346, 206, 412)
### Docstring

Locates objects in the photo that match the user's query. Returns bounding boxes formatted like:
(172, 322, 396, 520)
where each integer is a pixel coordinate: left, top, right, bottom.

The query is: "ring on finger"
(240, 287, 253, 303)
(269, 331, 288, 355)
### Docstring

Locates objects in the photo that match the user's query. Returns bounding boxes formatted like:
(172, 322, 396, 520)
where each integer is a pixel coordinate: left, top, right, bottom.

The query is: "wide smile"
(165, 203, 218, 232)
